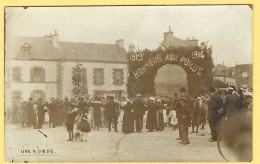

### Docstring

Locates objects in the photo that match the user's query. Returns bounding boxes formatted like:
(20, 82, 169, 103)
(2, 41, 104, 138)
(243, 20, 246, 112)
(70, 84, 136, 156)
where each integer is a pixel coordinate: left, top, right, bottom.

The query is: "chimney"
(52, 30, 59, 49)
(116, 39, 124, 49)
(163, 26, 174, 43)
(43, 30, 60, 49)
(161, 26, 174, 48)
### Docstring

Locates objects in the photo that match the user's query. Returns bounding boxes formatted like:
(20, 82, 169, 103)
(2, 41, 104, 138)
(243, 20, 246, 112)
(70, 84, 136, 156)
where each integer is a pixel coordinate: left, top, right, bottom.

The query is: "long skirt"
(146, 110, 157, 130)
(156, 110, 164, 131)
(122, 111, 134, 133)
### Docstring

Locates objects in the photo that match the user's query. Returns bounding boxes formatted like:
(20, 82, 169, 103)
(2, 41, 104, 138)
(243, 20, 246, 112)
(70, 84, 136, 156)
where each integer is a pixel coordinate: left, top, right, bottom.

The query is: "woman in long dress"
(146, 98, 157, 132)
(155, 99, 164, 131)
(122, 100, 134, 134)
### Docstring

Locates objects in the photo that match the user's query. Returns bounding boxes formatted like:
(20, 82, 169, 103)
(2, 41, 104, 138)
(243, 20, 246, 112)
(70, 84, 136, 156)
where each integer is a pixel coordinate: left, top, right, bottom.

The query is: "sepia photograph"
(4, 5, 252, 162)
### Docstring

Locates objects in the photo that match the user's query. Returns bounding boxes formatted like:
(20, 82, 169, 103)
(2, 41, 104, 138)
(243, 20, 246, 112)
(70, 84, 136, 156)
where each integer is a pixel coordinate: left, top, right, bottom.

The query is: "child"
(66, 104, 78, 141)
(78, 112, 91, 142)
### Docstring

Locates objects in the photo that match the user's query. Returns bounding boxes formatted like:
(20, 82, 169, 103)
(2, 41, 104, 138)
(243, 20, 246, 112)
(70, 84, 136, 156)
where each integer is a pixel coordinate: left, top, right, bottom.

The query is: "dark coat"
(208, 92, 223, 120)
(66, 110, 78, 131)
(223, 94, 239, 117)
(37, 102, 45, 116)
(77, 101, 88, 116)
(133, 98, 145, 115)
(155, 103, 164, 130)
(146, 103, 157, 130)
(122, 103, 134, 133)
(90, 101, 102, 120)
(105, 100, 119, 117)
(178, 100, 191, 125)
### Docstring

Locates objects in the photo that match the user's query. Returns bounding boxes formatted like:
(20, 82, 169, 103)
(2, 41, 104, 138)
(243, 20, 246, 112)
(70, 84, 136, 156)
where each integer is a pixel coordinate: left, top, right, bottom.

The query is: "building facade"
(235, 64, 253, 89)
(5, 31, 128, 108)
(213, 64, 236, 87)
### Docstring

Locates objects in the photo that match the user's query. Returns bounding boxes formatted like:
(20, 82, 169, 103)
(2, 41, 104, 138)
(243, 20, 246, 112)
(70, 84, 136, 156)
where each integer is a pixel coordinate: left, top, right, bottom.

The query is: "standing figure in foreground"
(191, 98, 200, 133)
(105, 96, 119, 132)
(89, 97, 102, 131)
(66, 104, 78, 141)
(155, 99, 164, 131)
(178, 96, 191, 145)
(78, 112, 91, 142)
(208, 86, 223, 142)
(48, 98, 57, 128)
(122, 100, 134, 134)
(26, 97, 34, 128)
(146, 98, 157, 132)
(133, 94, 145, 132)
(37, 98, 45, 129)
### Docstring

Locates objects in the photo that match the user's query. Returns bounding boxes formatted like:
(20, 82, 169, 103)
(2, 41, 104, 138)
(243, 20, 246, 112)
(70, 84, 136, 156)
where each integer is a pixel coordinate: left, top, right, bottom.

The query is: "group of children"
(66, 103, 91, 142)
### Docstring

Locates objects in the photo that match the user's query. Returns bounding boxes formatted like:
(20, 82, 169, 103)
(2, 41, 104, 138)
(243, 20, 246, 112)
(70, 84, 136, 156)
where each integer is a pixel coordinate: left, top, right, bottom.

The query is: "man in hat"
(133, 94, 145, 132)
(62, 96, 71, 126)
(77, 96, 88, 116)
(37, 98, 45, 129)
(48, 97, 57, 128)
(105, 96, 119, 132)
(26, 97, 34, 128)
(223, 87, 239, 120)
(178, 96, 191, 145)
(176, 87, 191, 140)
(208, 86, 223, 142)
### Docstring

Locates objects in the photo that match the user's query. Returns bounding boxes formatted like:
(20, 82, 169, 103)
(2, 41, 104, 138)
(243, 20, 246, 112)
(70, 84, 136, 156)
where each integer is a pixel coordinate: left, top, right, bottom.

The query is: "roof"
(6, 36, 128, 63)
(161, 32, 198, 48)
(213, 70, 235, 78)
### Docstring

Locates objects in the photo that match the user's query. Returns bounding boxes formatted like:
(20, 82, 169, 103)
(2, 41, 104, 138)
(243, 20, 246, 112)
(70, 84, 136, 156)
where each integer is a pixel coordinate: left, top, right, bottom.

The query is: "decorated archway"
(154, 64, 187, 96)
(127, 45, 214, 98)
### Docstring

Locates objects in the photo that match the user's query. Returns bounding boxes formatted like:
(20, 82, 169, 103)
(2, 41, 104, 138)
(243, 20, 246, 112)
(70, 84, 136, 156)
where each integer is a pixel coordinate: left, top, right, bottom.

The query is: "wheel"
(217, 132, 252, 162)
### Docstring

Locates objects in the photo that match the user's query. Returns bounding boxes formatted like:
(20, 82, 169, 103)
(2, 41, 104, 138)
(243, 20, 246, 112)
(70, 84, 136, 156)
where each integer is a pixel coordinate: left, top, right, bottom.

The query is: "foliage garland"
(127, 45, 214, 98)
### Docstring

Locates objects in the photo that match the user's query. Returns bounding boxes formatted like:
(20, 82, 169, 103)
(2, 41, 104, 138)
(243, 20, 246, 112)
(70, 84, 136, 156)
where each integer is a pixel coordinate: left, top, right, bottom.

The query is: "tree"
(72, 62, 87, 99)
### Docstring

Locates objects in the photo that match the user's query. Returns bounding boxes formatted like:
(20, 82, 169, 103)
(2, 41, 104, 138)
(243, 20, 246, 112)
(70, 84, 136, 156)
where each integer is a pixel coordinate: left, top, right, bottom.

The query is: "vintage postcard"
(3, 5, 253, 162)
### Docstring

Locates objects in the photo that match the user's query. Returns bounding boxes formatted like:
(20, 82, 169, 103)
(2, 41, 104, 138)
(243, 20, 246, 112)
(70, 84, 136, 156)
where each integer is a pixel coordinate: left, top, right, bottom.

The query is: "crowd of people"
(7, 85, 253, 145)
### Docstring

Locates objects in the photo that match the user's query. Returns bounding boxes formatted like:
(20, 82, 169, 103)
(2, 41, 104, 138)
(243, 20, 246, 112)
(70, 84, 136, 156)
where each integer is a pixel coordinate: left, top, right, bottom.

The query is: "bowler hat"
(227, 87, 234, 93)
(38, 98, 43, 101)
(179, 87, 187, 92)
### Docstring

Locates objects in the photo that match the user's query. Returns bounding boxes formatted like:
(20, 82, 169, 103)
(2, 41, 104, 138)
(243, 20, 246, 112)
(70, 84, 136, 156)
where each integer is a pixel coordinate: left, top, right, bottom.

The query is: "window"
(31, 90, 46, 101)
(113, 69, 124, 85)
(93, 68, 104, 85)
(12, 90, 22, 102)
(13, 67, 21, 82)
(20, 43, 31, 57)
(242, 72, 248, 78)
(30, 67, 45, 82)
(115, 90, 123, 100)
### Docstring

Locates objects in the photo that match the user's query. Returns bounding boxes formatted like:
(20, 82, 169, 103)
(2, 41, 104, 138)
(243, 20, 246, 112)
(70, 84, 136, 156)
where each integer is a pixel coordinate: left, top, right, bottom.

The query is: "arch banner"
(127, 45, 214, 97)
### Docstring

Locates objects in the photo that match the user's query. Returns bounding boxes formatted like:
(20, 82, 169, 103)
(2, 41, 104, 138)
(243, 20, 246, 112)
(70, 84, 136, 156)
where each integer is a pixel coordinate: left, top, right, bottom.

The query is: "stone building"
(213, 64, 236, 87)
(5, 31, 128, 108)
(235, 64, 253, 88)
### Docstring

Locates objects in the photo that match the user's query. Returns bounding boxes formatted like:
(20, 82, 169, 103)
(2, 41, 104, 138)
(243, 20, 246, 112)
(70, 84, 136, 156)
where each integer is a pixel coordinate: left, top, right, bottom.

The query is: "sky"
(5, 5, 252, 67)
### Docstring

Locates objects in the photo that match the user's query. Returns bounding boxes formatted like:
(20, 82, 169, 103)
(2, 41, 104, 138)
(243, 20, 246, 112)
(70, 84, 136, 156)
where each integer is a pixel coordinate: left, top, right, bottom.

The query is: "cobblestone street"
(5, 123, 225, 162)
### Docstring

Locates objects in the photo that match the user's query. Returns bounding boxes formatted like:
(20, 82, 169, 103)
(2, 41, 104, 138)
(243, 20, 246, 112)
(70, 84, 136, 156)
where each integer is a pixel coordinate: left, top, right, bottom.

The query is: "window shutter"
(18, 68, 22, 81)
(30, 69, 34, 82)
(41, 69, 45, 82)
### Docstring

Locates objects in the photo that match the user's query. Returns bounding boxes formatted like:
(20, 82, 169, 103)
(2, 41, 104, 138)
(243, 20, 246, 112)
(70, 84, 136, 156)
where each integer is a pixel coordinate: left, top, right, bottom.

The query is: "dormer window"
(20, 43, 31, 57)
